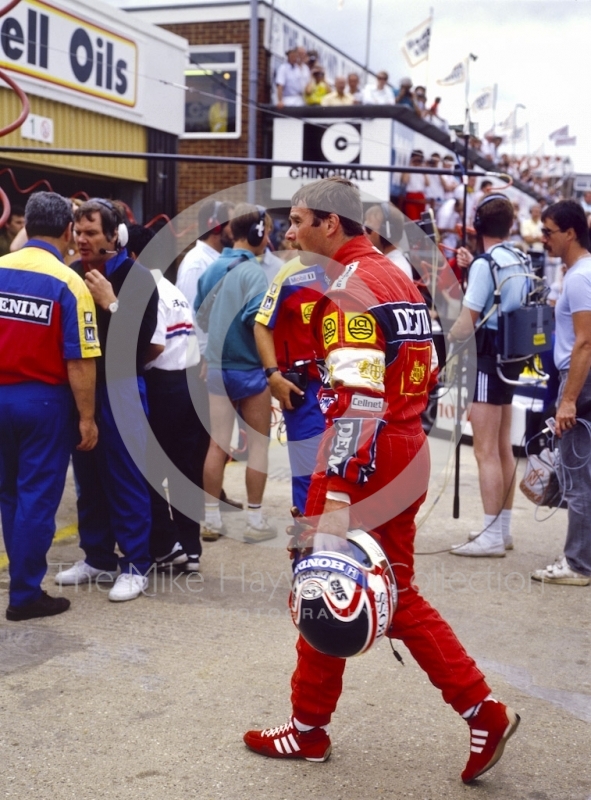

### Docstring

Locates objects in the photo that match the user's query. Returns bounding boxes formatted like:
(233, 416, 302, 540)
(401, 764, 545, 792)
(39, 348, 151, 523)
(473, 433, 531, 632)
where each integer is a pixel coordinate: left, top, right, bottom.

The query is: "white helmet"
(290, 530, 397, 658)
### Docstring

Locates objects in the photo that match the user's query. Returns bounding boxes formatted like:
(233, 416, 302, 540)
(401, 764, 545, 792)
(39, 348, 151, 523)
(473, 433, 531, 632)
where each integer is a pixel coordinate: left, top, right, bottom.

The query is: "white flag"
(401, 16, 432, 67)
(497, 109, 516, 133)
(436, 60, 465, 86)
(549, 125, 569, 140)
(510, 125, 526, 143)
(471, 86, 495, 114)
(555, 135, 576, 146)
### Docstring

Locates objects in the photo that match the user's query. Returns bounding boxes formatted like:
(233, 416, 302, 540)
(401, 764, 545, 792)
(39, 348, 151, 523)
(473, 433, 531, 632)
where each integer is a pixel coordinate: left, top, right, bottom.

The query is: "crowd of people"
(274, 46, 446, 127)
(2, 174, 591, 785)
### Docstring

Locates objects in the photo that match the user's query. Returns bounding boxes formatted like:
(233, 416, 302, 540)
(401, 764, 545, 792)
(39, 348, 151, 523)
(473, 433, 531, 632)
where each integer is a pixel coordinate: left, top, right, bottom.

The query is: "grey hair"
(25, 192, 73, 238)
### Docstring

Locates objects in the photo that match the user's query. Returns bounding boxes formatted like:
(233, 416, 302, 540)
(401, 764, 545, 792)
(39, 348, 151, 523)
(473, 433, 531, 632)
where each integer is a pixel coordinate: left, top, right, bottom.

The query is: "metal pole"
(453, 129, 471, 520)
(247, 0, 258, 202)
(0, 147, 516, 177)
(364, 0, 373, 74)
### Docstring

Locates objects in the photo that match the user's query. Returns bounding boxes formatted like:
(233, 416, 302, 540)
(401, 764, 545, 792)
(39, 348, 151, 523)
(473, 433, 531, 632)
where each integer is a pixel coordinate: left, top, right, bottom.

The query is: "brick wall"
(162, 20, 270, 213)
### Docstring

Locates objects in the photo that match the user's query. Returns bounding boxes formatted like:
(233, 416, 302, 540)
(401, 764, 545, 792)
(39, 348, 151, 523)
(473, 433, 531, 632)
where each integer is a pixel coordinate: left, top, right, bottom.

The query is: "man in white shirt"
(361, 70, 395, 105)
(520, 204, 544, 253)
(275, 49, 308, 108)
(177, 200, 234, 356)
(363, 202, 413, 279)
(440, 154, 459, 200)
(401, 150, 430, 220)
(532, 200, 591, 586)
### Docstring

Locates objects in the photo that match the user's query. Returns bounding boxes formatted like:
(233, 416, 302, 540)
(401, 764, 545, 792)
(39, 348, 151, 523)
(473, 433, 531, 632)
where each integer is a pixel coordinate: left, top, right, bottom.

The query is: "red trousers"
(292, 426, 490, 726)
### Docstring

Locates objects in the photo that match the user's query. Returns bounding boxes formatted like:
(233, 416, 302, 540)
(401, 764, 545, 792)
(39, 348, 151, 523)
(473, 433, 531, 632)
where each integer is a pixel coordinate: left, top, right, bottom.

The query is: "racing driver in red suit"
(243, 177, 520, 784)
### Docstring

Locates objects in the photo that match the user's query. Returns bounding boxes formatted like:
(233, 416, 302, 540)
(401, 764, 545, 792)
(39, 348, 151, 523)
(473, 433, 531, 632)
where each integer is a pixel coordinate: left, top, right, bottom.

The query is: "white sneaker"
(469, 530, 513, 550)
(531, 556, 590, 586)
(55, 560, 117, 586)
(108, 573, 148, 602)
(451, 538, 506, 558)
(244, 519, 278, 544)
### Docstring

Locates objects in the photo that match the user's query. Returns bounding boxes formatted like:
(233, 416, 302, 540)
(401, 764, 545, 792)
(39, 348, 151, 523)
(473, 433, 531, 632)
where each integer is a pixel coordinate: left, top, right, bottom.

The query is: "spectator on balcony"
(275, 48, 308, 108)
(413, 85, 428, 116)
(346, 72, 363, 104)
(304, 49, 318, 73)
(321, 76, 354, 107)
(296, 46, 312, 82)
(304, 66, 331, 106)
(395, 77, 415, 109)
(362, 70, 395, 105)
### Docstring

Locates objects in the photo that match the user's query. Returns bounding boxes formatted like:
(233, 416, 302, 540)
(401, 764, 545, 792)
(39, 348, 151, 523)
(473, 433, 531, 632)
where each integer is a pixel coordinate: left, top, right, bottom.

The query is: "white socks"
(205, 502, 222, 529)
(477, 514, 503, 546)
(501, 509, 512, 543)
(247, 503, 264, 528)
(206, 501, 269, 530)
(462, 694, 493, 720)
(294, 717, 329, 733)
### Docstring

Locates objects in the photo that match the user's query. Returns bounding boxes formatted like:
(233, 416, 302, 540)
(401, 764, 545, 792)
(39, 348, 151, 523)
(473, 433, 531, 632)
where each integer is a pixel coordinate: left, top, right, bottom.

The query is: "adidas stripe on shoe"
(462, 699, 520, 783)
(243, 717, 331, 762)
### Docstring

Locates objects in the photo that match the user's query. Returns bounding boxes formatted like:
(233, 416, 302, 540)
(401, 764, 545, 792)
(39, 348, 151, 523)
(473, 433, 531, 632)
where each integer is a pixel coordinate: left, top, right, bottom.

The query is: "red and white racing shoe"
(243, 717, 331, 762)
(462, 699, 520, 783)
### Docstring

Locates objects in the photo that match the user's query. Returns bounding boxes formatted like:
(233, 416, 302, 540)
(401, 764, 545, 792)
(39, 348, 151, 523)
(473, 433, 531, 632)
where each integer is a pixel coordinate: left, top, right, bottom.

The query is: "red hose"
(145, 213, 198, 239)
(0, 167, 52, 194)
(0, 68, 29, 137)
(0, 0, 22, 15)
(0, 186, 11, 228)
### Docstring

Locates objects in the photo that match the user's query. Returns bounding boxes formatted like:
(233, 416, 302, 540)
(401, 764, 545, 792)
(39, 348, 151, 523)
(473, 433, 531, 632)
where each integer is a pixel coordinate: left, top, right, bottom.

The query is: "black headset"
(91, 198, 129, 248)
(246, 205, 267, 247)
(207, 200, 223, 235)
(473, 193, 512, 235)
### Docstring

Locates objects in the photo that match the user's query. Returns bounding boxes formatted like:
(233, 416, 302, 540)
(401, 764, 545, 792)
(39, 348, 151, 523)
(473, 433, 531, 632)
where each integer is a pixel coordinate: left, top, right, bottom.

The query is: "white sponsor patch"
(288, 270, 316, 285)
(325, 348, 386, 391)
(350, 394, 384, 412)
(332, 261, 359, 290)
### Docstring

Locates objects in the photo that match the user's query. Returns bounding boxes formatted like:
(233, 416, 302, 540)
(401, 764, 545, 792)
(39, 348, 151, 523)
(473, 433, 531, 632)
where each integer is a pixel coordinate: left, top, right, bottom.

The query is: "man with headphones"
(363, 202, 413, 279)
(195, 203, 277, 543)
(55, 199, 159, 602)
(449, 193, 529, 557)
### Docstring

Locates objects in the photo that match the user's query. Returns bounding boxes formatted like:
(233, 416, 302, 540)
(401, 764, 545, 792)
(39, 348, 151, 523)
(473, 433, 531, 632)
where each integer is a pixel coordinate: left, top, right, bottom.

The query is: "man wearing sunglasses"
(532, 201, 591, 586)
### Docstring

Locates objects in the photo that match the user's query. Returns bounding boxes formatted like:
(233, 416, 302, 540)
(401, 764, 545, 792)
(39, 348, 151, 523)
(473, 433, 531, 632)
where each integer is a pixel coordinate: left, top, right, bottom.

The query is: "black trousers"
(145, 366, 210, 558)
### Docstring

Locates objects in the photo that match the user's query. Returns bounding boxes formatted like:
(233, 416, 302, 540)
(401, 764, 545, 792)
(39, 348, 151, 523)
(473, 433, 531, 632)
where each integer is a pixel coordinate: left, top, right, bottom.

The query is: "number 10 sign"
(21, 114, 54, 144)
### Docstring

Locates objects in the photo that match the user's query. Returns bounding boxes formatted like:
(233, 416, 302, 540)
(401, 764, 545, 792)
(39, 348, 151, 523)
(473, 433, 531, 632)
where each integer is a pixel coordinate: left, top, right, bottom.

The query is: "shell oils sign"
(0, 0, 137, 106)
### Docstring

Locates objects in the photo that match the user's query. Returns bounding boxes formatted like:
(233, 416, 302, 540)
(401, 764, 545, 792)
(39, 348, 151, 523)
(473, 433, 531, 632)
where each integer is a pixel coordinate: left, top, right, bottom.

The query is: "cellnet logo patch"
(0, 292, 53, 325)
(289, 123, 374, 181)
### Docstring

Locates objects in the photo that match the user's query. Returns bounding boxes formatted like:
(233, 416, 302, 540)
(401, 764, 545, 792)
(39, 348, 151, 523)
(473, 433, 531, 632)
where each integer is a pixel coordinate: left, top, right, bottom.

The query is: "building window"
(183, 45, 242, 139)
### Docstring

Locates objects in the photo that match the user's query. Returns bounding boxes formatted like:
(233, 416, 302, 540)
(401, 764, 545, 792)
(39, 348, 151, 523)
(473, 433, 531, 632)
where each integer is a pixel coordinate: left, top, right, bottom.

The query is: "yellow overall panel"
(0, 89, 147, 182)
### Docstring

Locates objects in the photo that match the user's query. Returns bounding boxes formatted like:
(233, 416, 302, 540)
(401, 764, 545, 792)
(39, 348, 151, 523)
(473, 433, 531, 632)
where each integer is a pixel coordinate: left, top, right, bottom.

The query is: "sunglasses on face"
(541, 226, 561, 237)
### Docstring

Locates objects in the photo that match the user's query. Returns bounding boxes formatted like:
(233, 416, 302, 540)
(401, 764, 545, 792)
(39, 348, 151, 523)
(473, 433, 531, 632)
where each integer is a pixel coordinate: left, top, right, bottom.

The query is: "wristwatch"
(264, 366, 279, 379)
(108, 300, 119, 314)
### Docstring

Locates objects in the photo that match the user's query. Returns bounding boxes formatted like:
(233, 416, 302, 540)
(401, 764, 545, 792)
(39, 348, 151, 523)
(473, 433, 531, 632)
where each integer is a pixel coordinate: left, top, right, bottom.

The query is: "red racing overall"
(291, 236, 490, 724)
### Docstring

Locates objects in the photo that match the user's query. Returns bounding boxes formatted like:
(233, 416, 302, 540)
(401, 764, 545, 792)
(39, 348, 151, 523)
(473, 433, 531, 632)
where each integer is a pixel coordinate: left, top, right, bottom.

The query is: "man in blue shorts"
(195, 204, 277, 543)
